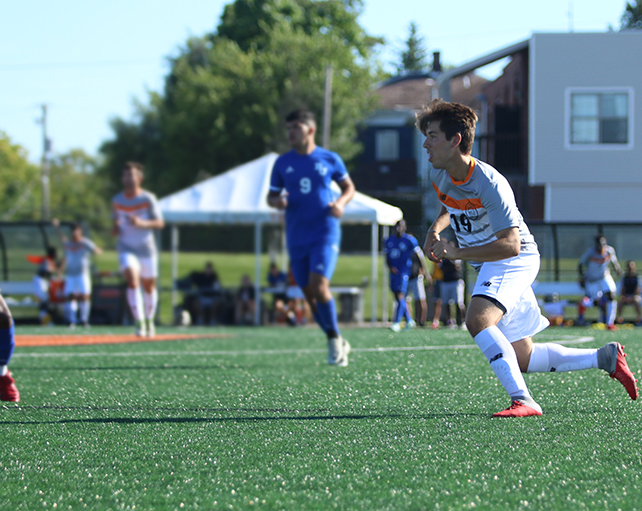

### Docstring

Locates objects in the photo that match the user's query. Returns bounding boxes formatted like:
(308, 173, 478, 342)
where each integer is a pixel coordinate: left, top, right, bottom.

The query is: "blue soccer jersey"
(384, 233, 420, 275)
(269, 147, 348, 249)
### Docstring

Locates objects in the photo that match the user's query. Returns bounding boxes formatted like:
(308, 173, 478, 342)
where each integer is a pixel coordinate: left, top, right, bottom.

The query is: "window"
(375, 130, 399, 161)
(566, 88, 633, 148)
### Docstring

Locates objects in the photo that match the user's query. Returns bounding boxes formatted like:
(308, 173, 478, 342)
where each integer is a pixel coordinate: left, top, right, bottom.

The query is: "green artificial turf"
(1, 325, 640, 510)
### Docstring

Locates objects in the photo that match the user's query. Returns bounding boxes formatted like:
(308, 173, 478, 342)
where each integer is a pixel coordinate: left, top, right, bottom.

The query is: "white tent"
(159, 152, 403, 324)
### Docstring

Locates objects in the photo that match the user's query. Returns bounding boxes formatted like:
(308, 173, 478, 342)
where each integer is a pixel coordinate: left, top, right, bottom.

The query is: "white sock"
(67, 300, 78, 324)
(0, 365, 7, 376)
(143, 289, 158, 320)
(79, 300, 91, 323)
(127, 288, 143, 322)
(606, 300, 616, 326)
(527, 343, 598, 373)
(474, 326, 532, 400)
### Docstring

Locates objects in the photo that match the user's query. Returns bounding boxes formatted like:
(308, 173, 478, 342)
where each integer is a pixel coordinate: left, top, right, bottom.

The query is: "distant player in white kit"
(54, 220, 102, 327)
(112, 162, 165, 337)
(578, 235, 622, 330)
(419, 99, 638, 417)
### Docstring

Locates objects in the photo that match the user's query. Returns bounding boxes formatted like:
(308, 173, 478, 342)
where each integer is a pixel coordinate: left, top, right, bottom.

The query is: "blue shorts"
(389, 272, 410, 294)
(289, 239, 340, 289)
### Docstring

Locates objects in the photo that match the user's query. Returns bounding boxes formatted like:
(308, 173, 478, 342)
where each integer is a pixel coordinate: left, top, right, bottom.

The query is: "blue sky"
(0, 0, 628, 162)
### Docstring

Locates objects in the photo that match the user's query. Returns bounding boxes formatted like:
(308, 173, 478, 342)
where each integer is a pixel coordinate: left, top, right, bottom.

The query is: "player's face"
(286, 121, 313, 148)
(122, 168, 143, 190)
(422, 121, 455, 170)
(395, 220, 406, 235)
(71, 227, 82, 242)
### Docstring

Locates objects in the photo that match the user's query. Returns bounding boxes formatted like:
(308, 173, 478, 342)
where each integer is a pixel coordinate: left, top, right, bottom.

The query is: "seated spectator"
(539, 293, 568, 327)
(617, 260, 642, 324)
(235, 274, 256, 325)
(29, 246, 61, 325)
(266, 262, 288, 323)
(187, 262, 222, 325)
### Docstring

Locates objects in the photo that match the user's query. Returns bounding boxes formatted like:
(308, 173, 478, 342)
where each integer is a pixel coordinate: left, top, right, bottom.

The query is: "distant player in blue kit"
(385, 219, 429, 332)
(267, 109, 356, 366)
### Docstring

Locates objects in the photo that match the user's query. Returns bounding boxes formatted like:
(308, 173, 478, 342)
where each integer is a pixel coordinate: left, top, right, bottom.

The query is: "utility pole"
(322, 65, 333, 149)
(39, 104, 51, 221)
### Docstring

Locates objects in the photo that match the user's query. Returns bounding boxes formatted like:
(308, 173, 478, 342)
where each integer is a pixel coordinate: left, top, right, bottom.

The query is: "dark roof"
(374, 72, 489, 111)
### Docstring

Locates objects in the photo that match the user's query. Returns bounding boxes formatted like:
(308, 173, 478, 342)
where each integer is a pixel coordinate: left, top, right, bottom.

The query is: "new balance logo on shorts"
(316, 264, 325, 271)
(286, 166, 295, 173)
(482, 281, 492, 287)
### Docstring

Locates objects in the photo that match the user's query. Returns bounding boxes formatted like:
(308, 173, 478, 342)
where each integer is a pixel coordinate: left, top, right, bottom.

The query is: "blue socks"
(0, 325, 15, 366)
(394, 297, 406, 323)
(317, 298, 341, 338)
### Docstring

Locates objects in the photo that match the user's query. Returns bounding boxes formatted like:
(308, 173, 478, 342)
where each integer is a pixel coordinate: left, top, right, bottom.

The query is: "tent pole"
(371, 221, 378, 324)
(382, 225, 389, 324)
(171, 224, 179, 316)
(254, 222, 262, 326)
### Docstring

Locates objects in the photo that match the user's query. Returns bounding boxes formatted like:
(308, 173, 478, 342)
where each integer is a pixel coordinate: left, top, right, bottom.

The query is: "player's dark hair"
(595, 235, 606, 244)
(123, 161, 144, 175)
(70, 222, 82, 231)
(416, 99, 478, 155)
(46, 246, 57, 259)
(285, 109, 316, 126)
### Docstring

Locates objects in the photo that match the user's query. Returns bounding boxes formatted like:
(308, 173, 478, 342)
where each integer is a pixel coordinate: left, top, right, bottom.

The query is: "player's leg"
(601, 277, 618, 329)
(0, 293, 19, 401)
(456, 279, 467, 328)
(634, 295, 642, 323)
(616, 295, 627, 324)
(63, 277, 77, 326)
(78, 272, 92, 327)
(140, 255, 159, 337)
(308, 243, 349, 366)
(120, 252, 145, 335)
(389, 273, 406, 331)
(431, 282, 442, 328)
(291, 250, 326, 333)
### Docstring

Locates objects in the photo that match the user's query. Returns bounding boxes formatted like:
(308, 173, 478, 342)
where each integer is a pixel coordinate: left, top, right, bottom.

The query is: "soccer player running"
(419, 100, 638, 417)
(384, 219, 429, 332)
(112, 162, 165, 337)
(578, 235, 622, 330)
(53, 220, 102, 327)
(268, 109, 355, 366)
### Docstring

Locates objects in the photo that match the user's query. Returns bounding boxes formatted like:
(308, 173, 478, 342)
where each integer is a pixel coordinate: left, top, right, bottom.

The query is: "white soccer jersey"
(430, 158, 538, 271)
(579, 246, 618, 283)
(112, 190, 162, 258)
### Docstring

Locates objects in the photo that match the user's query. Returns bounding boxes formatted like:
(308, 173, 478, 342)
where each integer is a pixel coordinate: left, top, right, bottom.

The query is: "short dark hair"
(285, 109, 316, 126)
(416, 99, 478, 155)
(70, 222, 82, 232)
(123, 161, 144, 174)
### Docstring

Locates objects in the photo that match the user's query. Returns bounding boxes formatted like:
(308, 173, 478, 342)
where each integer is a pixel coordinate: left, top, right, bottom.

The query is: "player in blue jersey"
(384, 219, 429, 332)
(267, 109, 355, 366)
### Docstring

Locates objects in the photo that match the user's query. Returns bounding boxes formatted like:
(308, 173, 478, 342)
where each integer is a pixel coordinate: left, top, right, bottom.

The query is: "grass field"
(1, 325, 640, 510)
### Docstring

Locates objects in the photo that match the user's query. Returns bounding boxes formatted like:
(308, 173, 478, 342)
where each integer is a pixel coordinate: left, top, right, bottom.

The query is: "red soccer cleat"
(492, 400, 542, 418)
(0, 371, 20, 402)
(610, 344, 639, 400)
(607, 324, 618, 331)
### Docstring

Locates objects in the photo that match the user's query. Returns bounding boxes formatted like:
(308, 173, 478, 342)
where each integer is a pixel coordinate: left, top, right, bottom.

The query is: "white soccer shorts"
(585, 275, 616, 302)
(472, 252, 549, 343)
(118, 252, 158, 279)
(64, 274, 92, 296)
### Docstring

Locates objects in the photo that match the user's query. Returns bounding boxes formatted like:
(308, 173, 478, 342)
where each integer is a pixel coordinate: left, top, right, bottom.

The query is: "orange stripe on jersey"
(432, 183, 482, 211)
(113, 203, 149, 213)
(450, 158, 476, 186)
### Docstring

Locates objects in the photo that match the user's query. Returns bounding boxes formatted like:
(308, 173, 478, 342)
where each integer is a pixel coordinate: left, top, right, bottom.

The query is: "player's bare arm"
(423, 206, 450, 262)
(267, 191, 288, 210)
(127, 215, 165, 230)
(328, 176, 355, 218)
(432, 226, 520, 262)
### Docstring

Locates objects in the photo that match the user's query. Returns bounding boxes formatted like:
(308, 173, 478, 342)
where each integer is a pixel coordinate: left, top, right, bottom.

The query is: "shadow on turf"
(0, 407, 484, 424)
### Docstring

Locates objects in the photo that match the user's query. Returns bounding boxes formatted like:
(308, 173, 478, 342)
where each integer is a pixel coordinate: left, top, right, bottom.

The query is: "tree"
(621, 0, 642, 29)
(0, 132, 40, 221)
(397, 22, 428, 74)
(99, 0, 384, 197)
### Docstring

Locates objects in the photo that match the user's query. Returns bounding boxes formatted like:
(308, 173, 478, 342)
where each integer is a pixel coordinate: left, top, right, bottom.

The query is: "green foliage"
(99, 0, 384, 197)
(48, 149, 113, 246)
(397, 21, 428, 74)
(621, 0, 642, 29)
(0, 132, 41, 220)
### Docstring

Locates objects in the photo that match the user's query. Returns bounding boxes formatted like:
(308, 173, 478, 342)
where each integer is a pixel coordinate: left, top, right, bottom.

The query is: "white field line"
(13, 335, 595, 358)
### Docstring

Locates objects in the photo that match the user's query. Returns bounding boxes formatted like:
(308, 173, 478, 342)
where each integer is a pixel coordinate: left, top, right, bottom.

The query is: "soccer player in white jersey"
(578, 235, 622, 330)
(112, 162, 165, 337)
(54, 220, 102, 327)
(419, 99, 638, 417)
